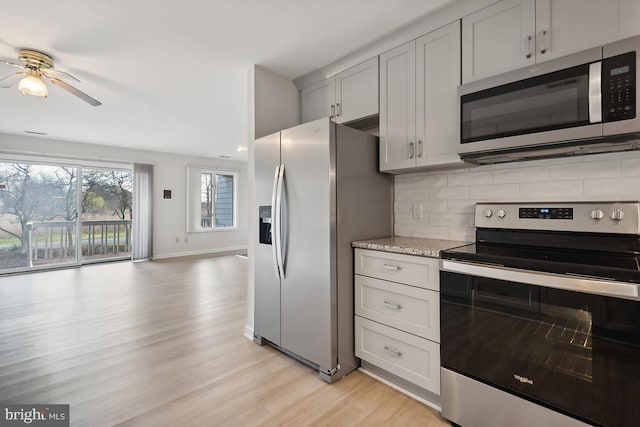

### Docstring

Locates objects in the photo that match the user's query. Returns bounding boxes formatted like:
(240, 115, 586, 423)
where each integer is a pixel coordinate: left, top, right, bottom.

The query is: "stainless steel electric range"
(440, 202, 640, 427)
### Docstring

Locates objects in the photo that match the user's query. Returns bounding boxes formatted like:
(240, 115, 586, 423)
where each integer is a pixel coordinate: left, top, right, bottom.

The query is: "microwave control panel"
(602, 52, 636, 122)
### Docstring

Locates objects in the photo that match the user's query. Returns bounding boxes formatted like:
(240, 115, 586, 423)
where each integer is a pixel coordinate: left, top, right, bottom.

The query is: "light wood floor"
(0, 255, 450, 427)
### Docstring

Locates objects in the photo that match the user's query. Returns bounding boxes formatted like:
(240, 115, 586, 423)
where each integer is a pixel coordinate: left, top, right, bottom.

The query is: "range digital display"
(519, 207, 573, 219)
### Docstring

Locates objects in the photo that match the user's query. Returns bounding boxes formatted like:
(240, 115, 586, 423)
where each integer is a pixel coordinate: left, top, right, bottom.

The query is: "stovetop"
(441, 202, 640, 284)
(442, 241, 640, 284)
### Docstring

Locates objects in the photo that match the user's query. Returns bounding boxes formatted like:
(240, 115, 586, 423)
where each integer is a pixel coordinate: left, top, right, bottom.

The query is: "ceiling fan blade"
(0, 71, 26, 88)
(0, 58, 25, 70)
(48, 77, 102, 106)
(41, 68, 81, 83)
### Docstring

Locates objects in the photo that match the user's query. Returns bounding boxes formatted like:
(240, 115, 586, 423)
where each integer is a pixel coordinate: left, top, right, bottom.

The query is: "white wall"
(394, 151, 640, 242)
(0, 132, 248, 259)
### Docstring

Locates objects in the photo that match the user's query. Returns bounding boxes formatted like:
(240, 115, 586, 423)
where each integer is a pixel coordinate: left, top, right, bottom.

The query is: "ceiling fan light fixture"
(18, 74, 48, 98)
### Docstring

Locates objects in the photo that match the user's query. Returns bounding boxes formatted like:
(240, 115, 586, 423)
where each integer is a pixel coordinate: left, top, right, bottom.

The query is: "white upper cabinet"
(380, 21, 462, 172)
(334, 58, 379, 123)
(463, 0, 640, 83)
(300, 57, 379, 124)
(536, 0, 640, 62)
(379, 40, 416, 172)
(462, 0, 535, 83)
(300, 78, 334, 124)
(416, 21, 462, 168)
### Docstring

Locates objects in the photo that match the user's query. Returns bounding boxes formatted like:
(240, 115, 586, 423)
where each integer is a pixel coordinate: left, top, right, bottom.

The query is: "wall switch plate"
(412, 203, 423, 219)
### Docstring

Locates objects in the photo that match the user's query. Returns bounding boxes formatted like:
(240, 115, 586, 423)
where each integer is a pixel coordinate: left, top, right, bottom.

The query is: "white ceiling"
(0, 0, 455, 161)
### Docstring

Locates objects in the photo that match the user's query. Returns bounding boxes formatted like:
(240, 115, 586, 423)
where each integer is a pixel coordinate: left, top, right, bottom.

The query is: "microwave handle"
(589, 62, 602, 123)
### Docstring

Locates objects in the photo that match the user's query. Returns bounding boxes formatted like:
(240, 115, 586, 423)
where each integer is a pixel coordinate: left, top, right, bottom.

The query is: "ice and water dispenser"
(259, 206, 272, 245)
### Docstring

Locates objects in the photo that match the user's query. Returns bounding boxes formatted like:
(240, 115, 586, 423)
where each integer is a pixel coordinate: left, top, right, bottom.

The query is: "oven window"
(461, 64, 592, 143)
(441, 271, 640, 426)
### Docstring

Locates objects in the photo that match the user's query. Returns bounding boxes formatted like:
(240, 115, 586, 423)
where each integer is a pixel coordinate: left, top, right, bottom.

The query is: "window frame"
(188, 166, 238, 232)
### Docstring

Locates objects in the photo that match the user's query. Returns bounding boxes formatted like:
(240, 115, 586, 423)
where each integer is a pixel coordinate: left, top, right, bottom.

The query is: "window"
(212, 173, 234, 227)
(188, 166, 237, 232)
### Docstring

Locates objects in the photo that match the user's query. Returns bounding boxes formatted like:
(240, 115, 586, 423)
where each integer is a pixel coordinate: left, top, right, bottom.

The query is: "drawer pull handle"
(383, 301, 402, 310)
(384, 345, 402, 357)
(383, 264, 401, 271)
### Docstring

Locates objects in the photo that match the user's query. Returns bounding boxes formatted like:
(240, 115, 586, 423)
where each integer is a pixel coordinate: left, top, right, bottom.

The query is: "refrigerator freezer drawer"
(355, 275, 440, 342)
(355, 316, 440, 394)
(354, 249, 439, 290)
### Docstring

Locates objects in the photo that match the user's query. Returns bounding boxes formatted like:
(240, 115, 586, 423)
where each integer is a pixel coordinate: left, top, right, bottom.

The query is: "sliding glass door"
(0, 160, 133, 273)
(80, 168, 132, 263)
(0, 162, 78, 272)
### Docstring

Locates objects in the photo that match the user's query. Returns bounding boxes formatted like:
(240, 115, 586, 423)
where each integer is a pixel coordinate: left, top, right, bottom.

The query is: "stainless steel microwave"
(458, 35, 640, 164)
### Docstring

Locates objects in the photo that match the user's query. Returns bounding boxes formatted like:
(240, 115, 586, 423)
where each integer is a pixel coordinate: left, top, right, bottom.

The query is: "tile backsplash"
(394, 151, 640, 242)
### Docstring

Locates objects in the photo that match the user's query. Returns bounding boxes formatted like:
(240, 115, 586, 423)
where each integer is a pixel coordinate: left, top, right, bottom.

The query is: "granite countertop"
(352, 236, 471, 258)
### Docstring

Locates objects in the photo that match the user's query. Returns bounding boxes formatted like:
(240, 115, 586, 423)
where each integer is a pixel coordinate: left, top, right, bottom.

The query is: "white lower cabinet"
(354, 248, 441, 397)
(355, 316, 440, 394)
(355, 275, 439, 341)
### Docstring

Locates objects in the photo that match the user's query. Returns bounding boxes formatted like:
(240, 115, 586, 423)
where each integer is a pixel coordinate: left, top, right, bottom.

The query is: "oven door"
(441, 264, 640, 426)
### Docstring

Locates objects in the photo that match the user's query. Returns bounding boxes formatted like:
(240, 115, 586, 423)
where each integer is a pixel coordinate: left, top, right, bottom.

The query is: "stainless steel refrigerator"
(254, 118, 391, 382)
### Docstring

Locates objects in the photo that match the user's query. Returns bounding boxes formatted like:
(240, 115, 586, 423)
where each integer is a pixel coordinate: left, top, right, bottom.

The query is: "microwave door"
(459, 62, 603, 155)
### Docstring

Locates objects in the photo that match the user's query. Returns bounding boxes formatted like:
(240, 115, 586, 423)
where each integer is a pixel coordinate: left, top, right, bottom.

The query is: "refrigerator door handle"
(275, 164, 286, 278)
(271, 165, 281, 279)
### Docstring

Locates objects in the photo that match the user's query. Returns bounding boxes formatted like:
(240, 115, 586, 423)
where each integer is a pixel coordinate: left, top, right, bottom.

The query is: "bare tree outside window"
(0, 162, 133, 271)
(201, 173, 213, 228)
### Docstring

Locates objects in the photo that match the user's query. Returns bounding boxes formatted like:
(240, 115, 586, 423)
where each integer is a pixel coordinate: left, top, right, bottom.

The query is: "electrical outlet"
(412, 203, 423, 219)
(175, 237, 180, 243)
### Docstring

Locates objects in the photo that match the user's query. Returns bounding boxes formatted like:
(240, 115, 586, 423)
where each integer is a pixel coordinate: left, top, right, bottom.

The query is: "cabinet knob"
(383, 301, 402, 310)
(525, 35, 533, 59)
(539, 30, 548, 54)
(383, 263, 402, 271)
(384, 345, 402, 357)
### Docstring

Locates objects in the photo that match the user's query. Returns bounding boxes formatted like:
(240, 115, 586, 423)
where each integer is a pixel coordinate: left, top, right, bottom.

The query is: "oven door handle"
(440, 259, 640, 300)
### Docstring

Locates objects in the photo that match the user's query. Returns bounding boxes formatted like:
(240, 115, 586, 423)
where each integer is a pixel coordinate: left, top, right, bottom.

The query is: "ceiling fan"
(0, 49, 101, 106)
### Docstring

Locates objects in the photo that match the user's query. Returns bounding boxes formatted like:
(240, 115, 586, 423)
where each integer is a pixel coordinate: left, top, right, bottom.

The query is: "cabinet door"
(416, 20, 462, 168)
(354, 249, 439, 291)
(379, 41, 416, 172)
(300, 78, 335, 123)
(355, 316, 441, 394)
(535, 0, 640, 62)
(334, 57, 379, 124)
(462, 0, 536, 83)
(355, 275, 440, 341)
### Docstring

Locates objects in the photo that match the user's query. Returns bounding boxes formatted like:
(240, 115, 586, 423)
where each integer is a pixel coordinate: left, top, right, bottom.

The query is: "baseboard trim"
(358, 367, 442, 412)
(153, 246, 247, 260)
(243, 325, 254, 341)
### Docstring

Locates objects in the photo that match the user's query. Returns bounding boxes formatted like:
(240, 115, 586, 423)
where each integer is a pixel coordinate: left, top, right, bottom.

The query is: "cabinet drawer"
(355, 316, 440, 394)
(355, 275, 439, 341)
(354, 249, 439, 290)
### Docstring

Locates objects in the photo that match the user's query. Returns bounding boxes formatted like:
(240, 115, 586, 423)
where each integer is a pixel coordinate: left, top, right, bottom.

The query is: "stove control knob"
(484, 209, 493, 218)
(497, 209, 507, 218)
(611, 209, 625, 221)
(590, 209, 604, 221)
